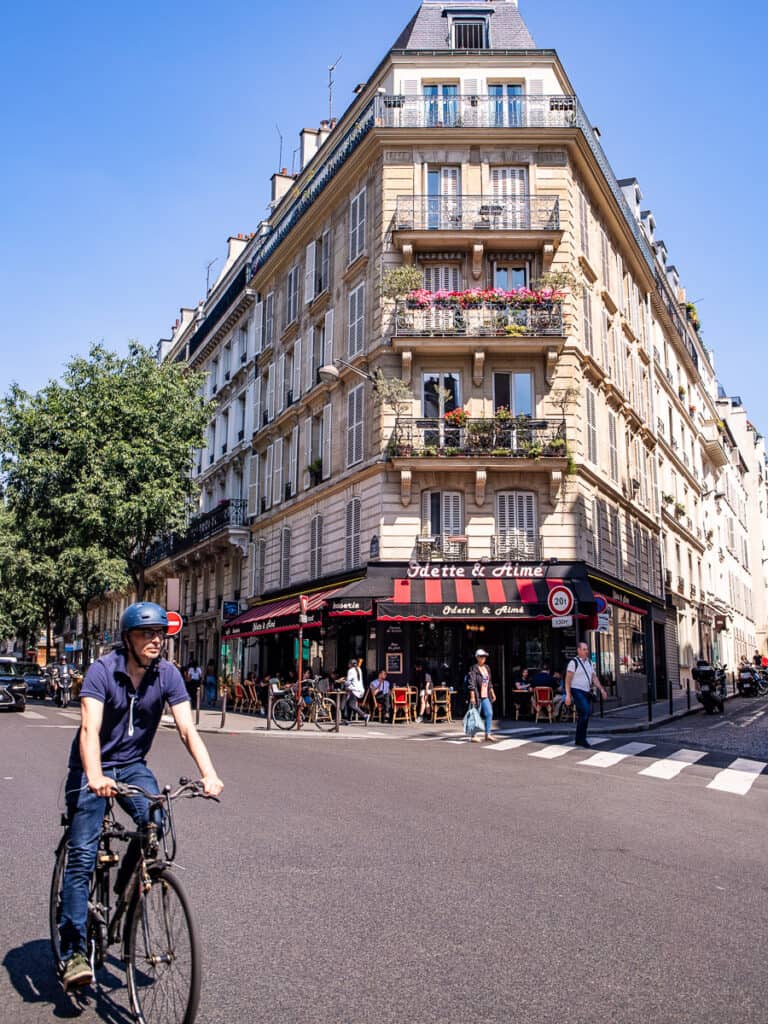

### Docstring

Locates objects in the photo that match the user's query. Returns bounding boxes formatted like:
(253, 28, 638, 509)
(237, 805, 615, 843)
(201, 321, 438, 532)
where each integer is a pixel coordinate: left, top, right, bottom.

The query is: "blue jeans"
(59, 761, 162, 957)
(572, 688, 592, 745)
(479, 697, 494, 736)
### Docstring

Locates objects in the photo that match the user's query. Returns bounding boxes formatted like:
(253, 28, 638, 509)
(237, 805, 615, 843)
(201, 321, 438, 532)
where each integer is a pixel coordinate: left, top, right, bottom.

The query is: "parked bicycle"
(50, 778, 218, 1024)
(271, 685, 336, 730)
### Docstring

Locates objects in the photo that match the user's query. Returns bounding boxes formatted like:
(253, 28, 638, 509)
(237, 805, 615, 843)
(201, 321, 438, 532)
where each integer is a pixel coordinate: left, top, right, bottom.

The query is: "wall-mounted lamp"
(318, 358, 373, 385)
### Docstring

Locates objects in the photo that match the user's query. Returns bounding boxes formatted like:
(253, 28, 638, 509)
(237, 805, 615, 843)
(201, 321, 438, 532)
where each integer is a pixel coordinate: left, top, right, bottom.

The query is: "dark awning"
(223, 586, 342, 639)
(326, 576, 389, 617)
(377, 576, 595, 622)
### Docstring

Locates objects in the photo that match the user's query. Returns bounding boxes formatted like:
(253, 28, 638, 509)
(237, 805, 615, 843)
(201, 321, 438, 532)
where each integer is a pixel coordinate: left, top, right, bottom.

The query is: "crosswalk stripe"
(528, 736, 611, 759)
(487, 738, 532, 752)
(639, 748, 706, 780)
(707, 758, 766, 795)
(22, 709, 45, 719)
(578, 741, 654, 768)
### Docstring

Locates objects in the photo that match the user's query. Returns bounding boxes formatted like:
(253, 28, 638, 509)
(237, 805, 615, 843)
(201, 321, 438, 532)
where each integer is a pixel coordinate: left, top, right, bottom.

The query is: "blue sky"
(1, 0, 765, 427)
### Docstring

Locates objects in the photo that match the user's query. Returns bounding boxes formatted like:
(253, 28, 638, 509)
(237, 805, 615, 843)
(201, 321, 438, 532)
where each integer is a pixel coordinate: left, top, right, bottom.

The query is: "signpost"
(297, 595, 308, 730)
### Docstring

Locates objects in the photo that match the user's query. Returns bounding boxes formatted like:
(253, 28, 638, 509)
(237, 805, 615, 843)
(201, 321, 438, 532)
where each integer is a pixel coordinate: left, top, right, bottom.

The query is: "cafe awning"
(222, 586, 343, 639)
(326, 576, 389, 617)
(377, 576, 595, 622)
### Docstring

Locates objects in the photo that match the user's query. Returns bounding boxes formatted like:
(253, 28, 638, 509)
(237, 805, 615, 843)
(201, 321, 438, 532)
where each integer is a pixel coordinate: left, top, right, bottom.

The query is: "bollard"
(219, 687, 228, 730)
(669, 677, 674, 716)
(267, 690, 273, 731)
(647, 686, 653, 723)
(599, 691, 604, 718)
(195, 685, 201, 727)
(687, 680, 691, 710)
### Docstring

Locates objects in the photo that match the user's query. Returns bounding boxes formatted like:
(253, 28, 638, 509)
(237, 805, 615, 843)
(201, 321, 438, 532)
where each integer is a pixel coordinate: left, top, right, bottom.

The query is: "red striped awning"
(378, 576, 594, 622)
(222, 587, 342, 639)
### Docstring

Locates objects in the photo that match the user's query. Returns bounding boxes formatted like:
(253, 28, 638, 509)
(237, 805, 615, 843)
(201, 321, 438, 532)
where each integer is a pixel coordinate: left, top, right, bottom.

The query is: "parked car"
(0, 665, 27, 712)
(22, 663, 49, 700)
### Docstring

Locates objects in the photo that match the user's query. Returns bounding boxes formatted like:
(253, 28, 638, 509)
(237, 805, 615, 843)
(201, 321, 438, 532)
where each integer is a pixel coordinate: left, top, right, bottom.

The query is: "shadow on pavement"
(2, 940, 134, 1022)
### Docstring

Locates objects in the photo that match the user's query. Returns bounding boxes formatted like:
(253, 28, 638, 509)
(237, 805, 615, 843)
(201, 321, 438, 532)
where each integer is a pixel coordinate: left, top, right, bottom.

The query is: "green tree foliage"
(2, 343, 210, 608)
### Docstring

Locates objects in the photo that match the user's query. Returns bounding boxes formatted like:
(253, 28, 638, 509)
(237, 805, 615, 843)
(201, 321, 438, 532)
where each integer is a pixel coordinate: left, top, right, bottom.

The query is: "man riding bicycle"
(58, 601, 224, 992)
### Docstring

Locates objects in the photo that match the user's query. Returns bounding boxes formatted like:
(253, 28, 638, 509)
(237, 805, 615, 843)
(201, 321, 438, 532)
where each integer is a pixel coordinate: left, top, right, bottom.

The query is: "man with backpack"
(564, 642, 608, 748)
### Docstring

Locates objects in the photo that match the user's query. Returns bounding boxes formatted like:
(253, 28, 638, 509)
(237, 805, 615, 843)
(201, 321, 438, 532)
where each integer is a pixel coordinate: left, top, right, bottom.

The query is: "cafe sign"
(406, 560, 547, 580)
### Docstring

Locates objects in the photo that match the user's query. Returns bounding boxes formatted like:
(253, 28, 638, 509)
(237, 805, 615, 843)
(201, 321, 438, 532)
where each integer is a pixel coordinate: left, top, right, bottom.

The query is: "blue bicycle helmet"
(119, 602, 169, 634)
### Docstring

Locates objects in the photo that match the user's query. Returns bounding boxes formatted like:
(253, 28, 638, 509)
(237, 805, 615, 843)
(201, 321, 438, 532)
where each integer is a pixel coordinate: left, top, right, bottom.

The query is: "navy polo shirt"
(69, 649, 190, 770)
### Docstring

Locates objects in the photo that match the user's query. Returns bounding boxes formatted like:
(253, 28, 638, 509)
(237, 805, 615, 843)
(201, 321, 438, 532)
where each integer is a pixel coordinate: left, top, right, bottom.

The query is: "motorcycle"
(737, 665, 761, 698)
(692, 661, 726, 714)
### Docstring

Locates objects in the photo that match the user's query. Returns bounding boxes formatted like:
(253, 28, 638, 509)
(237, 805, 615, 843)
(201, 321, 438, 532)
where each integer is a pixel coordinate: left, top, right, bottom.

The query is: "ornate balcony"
(394, 300, 563, 339)
(393, 195, 560, 233)
(377, 94, 577, 130)
(415, 534, 468, 562)
(391, 417, 567, 462)
(491, 535, 541, 561)
(145, 499, 249, 568)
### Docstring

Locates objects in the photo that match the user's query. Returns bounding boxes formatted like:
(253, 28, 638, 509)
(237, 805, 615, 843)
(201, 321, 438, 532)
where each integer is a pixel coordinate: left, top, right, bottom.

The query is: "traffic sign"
(595, 595, 608, 614)
(299, 594, 309, 615)
(547, 585, 574, 618)
(552, 615, 574, 629)
(166, 611, 183, 637)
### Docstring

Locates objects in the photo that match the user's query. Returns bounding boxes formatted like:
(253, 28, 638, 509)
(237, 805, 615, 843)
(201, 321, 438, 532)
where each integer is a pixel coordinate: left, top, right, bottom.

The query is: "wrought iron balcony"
(415, 534, 468, 562)
(377, 94, 577, 130)
(145, 499, 249, 567)
(491, 535, 541, 561)
(391, 417, 566, 459)
(393, 195, 559, 233)
(394, 300, 563, 338)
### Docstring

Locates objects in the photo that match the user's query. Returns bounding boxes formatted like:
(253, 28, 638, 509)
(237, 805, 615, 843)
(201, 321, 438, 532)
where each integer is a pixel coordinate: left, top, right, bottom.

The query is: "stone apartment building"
(87, 0, 767, 705)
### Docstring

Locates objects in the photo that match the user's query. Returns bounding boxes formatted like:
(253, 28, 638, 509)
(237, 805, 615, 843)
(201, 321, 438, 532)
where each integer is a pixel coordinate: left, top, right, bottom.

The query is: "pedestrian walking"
(564, 641, 608, 748)
(344, 658, 369, 724)
(185, 659, 202, 707)
(466, 649, 496, 743)
(204, 659, 217, 707)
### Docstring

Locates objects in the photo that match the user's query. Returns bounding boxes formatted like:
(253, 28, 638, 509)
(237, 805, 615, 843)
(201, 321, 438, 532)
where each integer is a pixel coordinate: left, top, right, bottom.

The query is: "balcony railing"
(394, 195, 559, 233)
(415, 534, 468, 562)
(378, 93, 577, 130)
(145, 499, 249, 567)
(395, 300, 563, 338)
(491, 535, 541, 561)
(391, 417, 566, 459)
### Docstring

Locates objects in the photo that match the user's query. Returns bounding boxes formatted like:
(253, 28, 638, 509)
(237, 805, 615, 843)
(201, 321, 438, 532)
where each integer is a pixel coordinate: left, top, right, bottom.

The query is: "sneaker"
(472, 734, 484, 743)
(364, 714, 370, 725)
(415, 716, 423, 723)
(62, 952, 93, 991)
(485, 734, 497, 743)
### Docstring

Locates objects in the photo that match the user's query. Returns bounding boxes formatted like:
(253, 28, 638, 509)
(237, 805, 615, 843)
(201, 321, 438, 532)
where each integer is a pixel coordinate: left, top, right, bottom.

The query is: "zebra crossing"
(418, 731, 768, 797)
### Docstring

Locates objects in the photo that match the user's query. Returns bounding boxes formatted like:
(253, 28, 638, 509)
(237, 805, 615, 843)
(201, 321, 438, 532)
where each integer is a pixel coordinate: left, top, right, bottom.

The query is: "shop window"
(617, 608, 646, 677)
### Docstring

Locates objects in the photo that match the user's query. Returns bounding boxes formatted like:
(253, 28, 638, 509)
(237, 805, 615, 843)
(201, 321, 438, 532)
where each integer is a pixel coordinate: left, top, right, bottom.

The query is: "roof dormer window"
(452, 18, 487, 49)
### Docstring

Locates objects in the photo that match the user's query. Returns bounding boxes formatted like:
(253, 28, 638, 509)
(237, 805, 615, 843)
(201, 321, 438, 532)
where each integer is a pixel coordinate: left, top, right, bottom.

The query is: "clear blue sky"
(1, 0, 765, 426)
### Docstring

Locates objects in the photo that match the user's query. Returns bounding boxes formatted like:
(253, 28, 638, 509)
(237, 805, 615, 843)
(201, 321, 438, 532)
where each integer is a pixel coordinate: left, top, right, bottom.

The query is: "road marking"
(494, 727, 543, 736)
(22, 710, 45, 719)
(57, 711, 80, 720)
(3, 777, 12, 780)
(529, 736, 611, 759)
(639, 748, 706, 780)
(707, 758, 766, 795)
(487, 738, 533, 752)
(738, 707, 768, 729)
(578, 741, 654, 768)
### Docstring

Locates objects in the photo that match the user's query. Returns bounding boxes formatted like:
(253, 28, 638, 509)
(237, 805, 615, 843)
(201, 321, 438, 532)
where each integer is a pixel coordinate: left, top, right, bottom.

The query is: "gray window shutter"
(322, 402, 332, 479)
(277, 353, 286, 413)
(247, 453, 260, 517)
(254, 376, 262, 431)
(290, 424, 299, 496)
(254, 301, 263, 354)
(305, 242, 316, 305)
(324, 308, 334, 367)
(304, 327, 314, 393)
(303, 416, 312, 489)
(293, 336, 302, 401)
(272, 437, 284, 505)
(441, 492, 463, 536)
(264, 444, 273, 510)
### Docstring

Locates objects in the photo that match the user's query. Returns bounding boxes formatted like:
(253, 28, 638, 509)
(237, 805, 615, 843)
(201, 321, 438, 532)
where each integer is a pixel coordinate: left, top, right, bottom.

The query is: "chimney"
(271, 168, 294, 206)
(317, 119, 331, 148)
(226, 234, 249, 265)
(300, 127, 320, 169)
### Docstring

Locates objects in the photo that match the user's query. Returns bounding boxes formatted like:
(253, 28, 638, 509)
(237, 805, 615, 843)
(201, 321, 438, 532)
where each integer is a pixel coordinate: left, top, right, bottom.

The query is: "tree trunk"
(46, 615, 52, 665)
(80, 601, 90, 668)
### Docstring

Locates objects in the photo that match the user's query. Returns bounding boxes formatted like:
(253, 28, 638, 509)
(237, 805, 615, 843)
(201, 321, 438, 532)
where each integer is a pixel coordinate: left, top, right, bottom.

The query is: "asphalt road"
(1, 701, 767, 1024)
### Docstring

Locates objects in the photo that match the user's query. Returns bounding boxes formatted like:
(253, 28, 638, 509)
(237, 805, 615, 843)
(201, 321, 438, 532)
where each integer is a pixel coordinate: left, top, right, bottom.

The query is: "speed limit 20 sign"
(547, 585, 574, 617)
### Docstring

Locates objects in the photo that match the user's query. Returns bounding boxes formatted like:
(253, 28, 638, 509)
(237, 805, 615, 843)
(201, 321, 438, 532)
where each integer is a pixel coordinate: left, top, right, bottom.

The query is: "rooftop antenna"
(291, 145, 300, 175)
(276, 123, 284, 171)
(328, 54, 343, 122)
(205, 257, 218, 294)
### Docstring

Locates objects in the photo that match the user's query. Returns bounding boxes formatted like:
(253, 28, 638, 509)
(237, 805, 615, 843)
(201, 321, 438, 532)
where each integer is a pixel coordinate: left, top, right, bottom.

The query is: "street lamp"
(318, 358, 373, 385)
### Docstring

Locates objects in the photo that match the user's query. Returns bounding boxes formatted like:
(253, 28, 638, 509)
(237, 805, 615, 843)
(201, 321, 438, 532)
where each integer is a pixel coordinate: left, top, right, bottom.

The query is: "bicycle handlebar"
(112, 777, 220, 803)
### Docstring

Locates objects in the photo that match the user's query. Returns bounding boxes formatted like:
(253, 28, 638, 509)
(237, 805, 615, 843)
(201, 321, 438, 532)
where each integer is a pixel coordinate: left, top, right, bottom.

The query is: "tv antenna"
(205, 257, 219, 294)
(276, 123, 284, 170)
(328, 54, 343, 122)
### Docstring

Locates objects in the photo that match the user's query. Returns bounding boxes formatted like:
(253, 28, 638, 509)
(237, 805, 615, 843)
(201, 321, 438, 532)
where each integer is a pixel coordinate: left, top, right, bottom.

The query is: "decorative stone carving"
(550, 470, 563, 504)
(473, 350, 485, 386)
(401, 350, 412, 384)
(543, 243, 555, 271)
(545, 348, 558, 384)
(471, 243, 484, 281)
(475, 469, 487, 506)
(402, 243, 414, 266)
(400, 469, 412, 507)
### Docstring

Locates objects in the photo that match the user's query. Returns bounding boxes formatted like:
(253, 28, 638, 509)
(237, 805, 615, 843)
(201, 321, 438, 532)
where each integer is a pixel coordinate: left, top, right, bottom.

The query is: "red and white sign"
(299, 594, 309, 615)
(547, 585, 574, 618)
(166, 611, 183, 637)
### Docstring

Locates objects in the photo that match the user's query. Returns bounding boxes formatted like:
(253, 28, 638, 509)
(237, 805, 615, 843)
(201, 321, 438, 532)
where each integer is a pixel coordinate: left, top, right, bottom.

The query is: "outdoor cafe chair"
(391, 686, 412, 724)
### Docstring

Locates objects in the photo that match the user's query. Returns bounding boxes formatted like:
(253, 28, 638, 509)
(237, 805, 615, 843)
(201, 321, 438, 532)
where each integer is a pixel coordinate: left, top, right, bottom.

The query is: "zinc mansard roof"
(391, 0, 536, 51)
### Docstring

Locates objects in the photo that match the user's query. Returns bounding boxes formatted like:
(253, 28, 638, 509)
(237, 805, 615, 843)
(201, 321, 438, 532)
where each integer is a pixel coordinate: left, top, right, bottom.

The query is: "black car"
(22, 664, 48, 700)
(0, 665, 27, 712)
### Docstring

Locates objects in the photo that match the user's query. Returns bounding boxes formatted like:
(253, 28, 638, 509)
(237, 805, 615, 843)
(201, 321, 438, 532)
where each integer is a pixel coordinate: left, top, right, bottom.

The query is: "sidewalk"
(165, 685, 716, 738)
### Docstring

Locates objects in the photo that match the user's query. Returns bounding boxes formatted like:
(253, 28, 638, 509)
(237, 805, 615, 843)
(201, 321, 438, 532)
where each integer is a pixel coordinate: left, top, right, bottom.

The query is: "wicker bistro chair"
(431, 686, 453, 724)
(391, 686, 412, 725)
(533, 686, 555, 724)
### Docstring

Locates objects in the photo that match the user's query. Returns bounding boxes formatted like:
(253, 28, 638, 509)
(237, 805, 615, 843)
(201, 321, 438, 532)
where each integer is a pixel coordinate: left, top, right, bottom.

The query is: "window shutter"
(440, 166, 459, 198)
(254, 376, 262, 431)
(244, 380, 254, 440)
(293, 336, 302, 401)
(463, 77, 479, 96)
(280, 529, 291, 588)
(304, 416, 312, 489)
(496, 492, 510, 535)
(582, 291, 593, 355)
(247, 453, 260, 517)
(347, 385, 363, 466)
(321, 402, 332, 479)
(290, 424, 299, 496)
(403, 78, 418, 96)
(264, 444, 273, 510)
(304, 328, 315, 393)
(527, 79, 545, 127)
(277, 353, 286, 413)
(305, 242, 316, 304)
(346, 498, 361, 569)
(310, 515, 323, 579)
(266, 363, 275, 421)
(227, 405, 237, 451)
(421, 489, 433, 535)
(272, 437, 284, 505)
(324, 308, 334, 367)
(441, 492, 463, 536)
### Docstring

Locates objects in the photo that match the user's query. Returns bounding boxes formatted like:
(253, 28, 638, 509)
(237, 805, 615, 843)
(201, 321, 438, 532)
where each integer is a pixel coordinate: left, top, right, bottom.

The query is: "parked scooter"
(692, 659, 726, 713)
(737, 664, 761, 697)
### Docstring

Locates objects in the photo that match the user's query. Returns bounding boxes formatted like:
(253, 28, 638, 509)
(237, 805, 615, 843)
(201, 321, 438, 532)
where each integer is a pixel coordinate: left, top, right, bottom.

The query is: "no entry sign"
(547, 585, 574, 618)
(166, 611, 183, 637)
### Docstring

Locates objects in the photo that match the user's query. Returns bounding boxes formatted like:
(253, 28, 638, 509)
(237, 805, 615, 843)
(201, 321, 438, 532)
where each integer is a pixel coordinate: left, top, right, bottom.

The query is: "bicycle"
(50, 778, 218, 1024)
(271, 685, 336, 730)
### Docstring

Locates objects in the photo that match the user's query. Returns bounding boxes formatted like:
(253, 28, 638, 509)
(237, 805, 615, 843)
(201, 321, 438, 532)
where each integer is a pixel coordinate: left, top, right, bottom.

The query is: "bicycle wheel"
(49, 837, 68, 973)
(271, 697, 297, 729)
(126, 869, 200, 1024)
(313, 697, 336, 731)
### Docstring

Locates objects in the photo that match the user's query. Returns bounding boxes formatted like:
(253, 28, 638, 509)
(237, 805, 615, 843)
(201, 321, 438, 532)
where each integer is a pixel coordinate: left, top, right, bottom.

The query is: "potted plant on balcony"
(546, 437, 567, 456)
(677, 385, 686, 400)
(494, 405, 513, 424)
(307, 457, 323, 486)
(674, 501, 686, 518)
(662, 493, 674, 506)
(444, 407, 468, 429)
(404, 288, 432, 310)
(504, 323, 527, 337)
(520, 439, 544, 459)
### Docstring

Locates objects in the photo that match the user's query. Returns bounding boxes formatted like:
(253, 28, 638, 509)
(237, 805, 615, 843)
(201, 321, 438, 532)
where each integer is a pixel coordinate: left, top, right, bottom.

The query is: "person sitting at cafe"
(414, 661, 434, 723)
(513, 667, 531, 690)
(370, 669, 392, 721)
(551, 672, 566, 718)
(532, 664, 552, 688)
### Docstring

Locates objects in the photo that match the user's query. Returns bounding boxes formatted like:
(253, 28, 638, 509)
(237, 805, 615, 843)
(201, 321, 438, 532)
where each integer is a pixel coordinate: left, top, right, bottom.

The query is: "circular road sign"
(166, 611, 183, 637)
(595, 595, 608, 614)
(547, 585, 574, 618)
